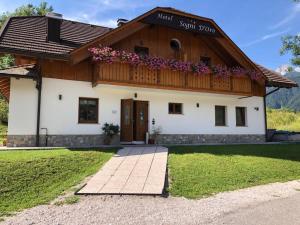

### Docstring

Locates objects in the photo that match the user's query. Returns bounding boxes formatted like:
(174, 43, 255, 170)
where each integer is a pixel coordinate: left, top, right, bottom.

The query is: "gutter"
(263, 87, 280, 142)
(35, 65, 42, 147)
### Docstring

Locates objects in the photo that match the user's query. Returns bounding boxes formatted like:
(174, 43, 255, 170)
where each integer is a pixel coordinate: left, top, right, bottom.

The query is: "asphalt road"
(212, 193, 300, 225)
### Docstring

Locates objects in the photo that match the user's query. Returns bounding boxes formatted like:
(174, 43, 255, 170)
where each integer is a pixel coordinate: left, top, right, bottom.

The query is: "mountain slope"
(266, 72, 300, 111)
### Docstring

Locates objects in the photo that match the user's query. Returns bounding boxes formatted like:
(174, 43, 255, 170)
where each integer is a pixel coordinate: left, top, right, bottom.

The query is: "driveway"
(78, 146, 168, 195)
(212, 193, 300, 225)
(2, 180, 299, 225)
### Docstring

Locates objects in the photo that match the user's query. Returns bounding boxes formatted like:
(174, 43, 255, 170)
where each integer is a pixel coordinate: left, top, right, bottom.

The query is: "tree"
(0, 1, 53, 69)
(0, 1, 53, 27)
(281, 35, 300, 66)
(280, 1, 300, 66)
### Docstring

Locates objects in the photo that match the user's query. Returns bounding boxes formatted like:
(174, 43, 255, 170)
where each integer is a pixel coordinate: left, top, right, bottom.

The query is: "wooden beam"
(199, 36, 239, 66)
(71, 23, 149, 65)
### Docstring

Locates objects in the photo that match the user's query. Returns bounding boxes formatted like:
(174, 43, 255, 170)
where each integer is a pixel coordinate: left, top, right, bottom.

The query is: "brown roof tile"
(0, 16, 111, 60)
(256, 64, 298, 88)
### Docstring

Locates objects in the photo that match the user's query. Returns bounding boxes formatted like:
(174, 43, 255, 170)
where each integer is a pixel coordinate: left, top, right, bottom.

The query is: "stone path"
(77, 146, 168, 195)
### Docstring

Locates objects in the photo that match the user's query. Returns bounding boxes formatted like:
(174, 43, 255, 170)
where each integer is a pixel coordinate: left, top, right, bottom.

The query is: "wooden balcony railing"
(94, 62, 256, 95)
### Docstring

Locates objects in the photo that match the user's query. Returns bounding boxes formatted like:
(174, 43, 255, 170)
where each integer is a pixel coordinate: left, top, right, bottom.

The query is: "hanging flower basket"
(89, 46, 264, 81)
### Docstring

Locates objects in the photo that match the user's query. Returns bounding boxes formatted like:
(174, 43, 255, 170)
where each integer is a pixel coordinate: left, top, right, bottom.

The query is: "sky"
(0, 0, 299, 70)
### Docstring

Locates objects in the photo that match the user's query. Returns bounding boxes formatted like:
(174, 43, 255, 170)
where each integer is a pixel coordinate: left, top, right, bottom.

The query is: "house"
(0, 7, 297, 147)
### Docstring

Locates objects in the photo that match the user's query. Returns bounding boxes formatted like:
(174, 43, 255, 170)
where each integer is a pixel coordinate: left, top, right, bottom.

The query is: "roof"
(0, 16, 111, 60)
(0, 8, 297, 89)
(0, 64, 40, 101)
(257, 64, 298, 88)
(0, 64, 38, 78)
(70, 6, 261, 72)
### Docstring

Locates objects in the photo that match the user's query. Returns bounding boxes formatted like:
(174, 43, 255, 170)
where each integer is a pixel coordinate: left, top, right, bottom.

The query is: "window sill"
(78, 122, 100, 125)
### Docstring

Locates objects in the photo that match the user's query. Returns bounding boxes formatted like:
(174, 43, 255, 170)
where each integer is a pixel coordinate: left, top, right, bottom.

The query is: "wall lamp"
(254, 107, 259, 111)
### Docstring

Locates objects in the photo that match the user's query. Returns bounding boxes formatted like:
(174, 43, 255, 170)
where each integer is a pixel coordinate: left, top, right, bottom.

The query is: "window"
(215, 106, 226, 126)
(78, 98, 99, 123)
(236, 107, 247, 127)
(200, 56, 211, 66)
(134, 46, 149, 57)
(170, 39, 181, 51)
(169, 103, 183, 114)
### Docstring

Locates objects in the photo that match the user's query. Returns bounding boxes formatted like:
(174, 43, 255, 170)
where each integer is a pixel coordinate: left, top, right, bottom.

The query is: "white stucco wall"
(8, 77, 265, 135)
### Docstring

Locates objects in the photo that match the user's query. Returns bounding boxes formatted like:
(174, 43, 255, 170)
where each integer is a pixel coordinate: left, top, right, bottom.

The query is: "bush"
(0, 98, 8, 123)
(102, 123, 119, 144)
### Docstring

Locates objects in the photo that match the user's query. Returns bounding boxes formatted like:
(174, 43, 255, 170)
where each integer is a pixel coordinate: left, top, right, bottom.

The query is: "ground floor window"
(169, 103, 183, 114)
(78, 97, 99, 123)
(215, 105, 226, 126)
(236, 107, 247, 126)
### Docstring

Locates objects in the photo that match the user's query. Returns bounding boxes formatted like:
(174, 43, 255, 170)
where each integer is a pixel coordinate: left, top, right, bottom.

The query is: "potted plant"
(149, 126, 162, 145)
(102, 123, 120, 145)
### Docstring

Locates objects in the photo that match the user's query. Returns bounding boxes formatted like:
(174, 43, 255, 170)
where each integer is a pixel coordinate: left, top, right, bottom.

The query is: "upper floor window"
(215, 105, 226, 126)
(134, 46, 149, 57)
(236, 107, 247, 127)
(200, 56, 211, 66)
(78, 97, 99, 124)
(170, 39, 181, 52)
(169, 103, 183, 114)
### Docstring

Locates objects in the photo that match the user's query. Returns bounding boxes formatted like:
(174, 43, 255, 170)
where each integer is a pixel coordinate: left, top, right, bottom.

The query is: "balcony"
(94, 62, 264, 96)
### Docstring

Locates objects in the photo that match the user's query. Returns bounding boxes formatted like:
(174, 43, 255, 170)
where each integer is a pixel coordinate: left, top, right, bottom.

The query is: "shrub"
(0, 98, 8, 123)
(102, 123, 120, 144)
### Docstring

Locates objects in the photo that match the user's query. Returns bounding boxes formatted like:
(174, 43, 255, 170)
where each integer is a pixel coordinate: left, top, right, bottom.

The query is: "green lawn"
(168, 144, 300, 199)
(0, 149, 115, 217)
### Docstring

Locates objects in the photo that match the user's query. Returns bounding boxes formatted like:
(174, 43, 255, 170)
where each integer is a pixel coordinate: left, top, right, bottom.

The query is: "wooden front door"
(120, 99, 134, 142)
(120, 99, 148, 143)
(134, 101, 149, 142)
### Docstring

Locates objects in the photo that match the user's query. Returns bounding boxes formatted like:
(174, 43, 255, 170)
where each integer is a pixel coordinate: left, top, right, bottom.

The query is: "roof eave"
(0, 47, 70, 61)
(266, 81, 298, 88)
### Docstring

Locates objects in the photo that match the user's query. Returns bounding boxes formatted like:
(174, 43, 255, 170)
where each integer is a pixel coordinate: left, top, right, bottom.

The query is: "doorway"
(120, 99, 149, 143)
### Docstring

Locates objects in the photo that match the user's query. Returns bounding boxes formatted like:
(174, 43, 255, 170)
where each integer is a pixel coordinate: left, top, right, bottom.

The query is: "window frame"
(134, 46, 149, 57)
(215, 105, 227, 126)
(168, 103, 183, 115)
(200, 56, 211, 66)
(78, 97, 99, 124)
(236, 106, 247, 127)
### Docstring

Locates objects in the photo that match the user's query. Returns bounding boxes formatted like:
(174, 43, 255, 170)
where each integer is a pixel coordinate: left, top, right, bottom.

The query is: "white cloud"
(63, 0, 164, 27)
(240, 29, 290, 47)
(270, 3, 300, 30)
(276, 64, 300, 75)
(276, 64, 291, 75)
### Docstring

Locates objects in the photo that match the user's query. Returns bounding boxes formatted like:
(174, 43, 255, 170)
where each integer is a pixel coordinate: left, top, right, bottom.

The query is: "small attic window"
(200, 56, 211, 66)
(134, 46, 149, 57)
(170, 39, 181, 51)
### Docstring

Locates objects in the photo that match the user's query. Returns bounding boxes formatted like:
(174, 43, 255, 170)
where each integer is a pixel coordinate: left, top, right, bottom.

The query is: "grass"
(54, 196, 80, 206)
(267, 108, 300, 132)
(168, 144, 300, 199)
(0, 123, 7, 145)
(0, 148, 115, 217)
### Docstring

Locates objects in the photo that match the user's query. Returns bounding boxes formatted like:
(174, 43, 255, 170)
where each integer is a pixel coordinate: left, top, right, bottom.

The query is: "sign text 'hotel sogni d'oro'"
(142, 11, 220, 37)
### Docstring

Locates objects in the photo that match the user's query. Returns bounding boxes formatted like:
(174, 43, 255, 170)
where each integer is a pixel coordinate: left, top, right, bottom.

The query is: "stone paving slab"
(77, 146, 168, 195)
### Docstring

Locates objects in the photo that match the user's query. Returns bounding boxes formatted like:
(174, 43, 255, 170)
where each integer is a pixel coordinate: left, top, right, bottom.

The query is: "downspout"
(35, 66, 42, 147)
(263, 87, 280, 142)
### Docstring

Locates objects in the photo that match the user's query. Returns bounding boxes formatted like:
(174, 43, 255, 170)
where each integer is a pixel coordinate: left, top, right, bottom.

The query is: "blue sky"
(0, 0, 299, 70)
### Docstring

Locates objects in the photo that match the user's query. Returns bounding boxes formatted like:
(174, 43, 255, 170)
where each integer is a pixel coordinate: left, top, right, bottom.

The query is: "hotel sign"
(142, 11, 220, 37)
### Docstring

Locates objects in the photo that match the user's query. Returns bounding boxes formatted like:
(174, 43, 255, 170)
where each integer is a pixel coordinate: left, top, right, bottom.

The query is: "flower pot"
(103, 136, 111, 145)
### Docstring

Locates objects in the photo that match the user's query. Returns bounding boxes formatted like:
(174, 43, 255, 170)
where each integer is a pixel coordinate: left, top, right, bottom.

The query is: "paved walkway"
(77, 146, 168, 195)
